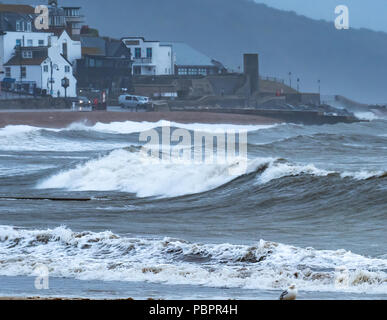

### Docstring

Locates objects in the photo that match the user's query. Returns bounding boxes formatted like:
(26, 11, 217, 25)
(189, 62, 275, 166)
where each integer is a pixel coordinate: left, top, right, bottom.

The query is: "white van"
(118, 95, 150, 109)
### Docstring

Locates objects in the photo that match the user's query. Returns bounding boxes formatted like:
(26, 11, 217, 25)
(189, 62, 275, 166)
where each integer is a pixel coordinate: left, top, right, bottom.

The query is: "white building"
(0, 30, 81, 97)
(122, 37, 174, 76)
(0, 31, 51, 70)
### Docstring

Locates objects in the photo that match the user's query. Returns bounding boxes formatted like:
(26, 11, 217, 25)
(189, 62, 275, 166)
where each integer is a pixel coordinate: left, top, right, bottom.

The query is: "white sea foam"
(37, 148, 270, 197)
(74, 120, 277, 134)
(256, 161, 333, 184)
(354, 112, 380, 121)
(37, 147, 386, 197)
(340, 170, 386, 180)
(0, 225, 385, 294)
(0, 125, 125, 152)
(0, 125, 48, 137)
(0, 121, 276, 152)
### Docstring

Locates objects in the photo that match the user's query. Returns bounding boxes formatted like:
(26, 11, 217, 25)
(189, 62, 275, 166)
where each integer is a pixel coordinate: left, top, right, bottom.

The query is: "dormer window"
(16, 21, 21, 31)
(26, 22, 32, 32)
(22, 51, 33, 59)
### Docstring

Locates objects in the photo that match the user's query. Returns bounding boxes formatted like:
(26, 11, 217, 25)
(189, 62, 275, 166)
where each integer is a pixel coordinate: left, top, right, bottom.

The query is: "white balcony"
(133, 57, 153, 64)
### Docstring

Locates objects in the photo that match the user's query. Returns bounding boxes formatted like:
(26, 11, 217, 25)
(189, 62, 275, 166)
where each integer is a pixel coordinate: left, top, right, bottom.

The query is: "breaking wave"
(75, 120, 277, 134)
(0, 225, 385, 294)
(36, 148, 387, 198)
(0, 121, 277, 152)
(37, 148, 269, 197)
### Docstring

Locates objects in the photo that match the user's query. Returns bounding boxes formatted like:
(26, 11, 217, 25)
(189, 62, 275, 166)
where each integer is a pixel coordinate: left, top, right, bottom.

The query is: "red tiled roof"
(4, 56, 47, 66)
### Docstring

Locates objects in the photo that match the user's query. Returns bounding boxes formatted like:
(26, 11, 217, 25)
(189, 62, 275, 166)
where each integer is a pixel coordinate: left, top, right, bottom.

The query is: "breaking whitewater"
(0, 118, 386, 299)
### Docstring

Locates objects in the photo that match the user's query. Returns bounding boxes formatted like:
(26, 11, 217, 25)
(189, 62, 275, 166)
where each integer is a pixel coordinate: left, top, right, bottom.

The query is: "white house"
(0, 30, 81, 97)
(0, 31, 52, 72)
(56, 30, 82, 65)
(122, 37, 174, 76)
(4, 44, 77, 97)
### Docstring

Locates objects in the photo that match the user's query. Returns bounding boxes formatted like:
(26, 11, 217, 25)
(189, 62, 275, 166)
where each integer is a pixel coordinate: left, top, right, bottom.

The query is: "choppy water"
(0, 118, 386, 299)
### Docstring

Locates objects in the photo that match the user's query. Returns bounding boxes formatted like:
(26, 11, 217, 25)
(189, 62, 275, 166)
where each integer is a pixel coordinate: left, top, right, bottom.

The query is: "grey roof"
(161, 41, 216, 67)
(0, 11, 35, 32)
(80, 36, 106, 55)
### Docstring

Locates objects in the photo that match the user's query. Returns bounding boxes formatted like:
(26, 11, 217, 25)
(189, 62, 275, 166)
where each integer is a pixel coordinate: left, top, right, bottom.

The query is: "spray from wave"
(0, 225, 385, 294)
(37, 148, 269, 197)
(36, 147, 386, 198)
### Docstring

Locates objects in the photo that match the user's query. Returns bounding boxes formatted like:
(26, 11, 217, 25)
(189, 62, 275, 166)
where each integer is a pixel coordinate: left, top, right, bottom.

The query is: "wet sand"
(0, 111, 279, 129)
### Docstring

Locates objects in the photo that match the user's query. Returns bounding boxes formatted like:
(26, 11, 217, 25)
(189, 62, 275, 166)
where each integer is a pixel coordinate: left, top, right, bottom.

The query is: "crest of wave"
(37, 148, 271, 198)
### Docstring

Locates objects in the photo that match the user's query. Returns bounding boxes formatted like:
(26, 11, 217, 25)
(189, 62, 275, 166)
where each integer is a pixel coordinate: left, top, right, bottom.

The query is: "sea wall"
(0, 98, 70, 110)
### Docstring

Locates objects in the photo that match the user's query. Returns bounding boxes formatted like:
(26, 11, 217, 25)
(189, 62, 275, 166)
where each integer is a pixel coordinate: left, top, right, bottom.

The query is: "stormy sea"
(0, 117, 386, 300)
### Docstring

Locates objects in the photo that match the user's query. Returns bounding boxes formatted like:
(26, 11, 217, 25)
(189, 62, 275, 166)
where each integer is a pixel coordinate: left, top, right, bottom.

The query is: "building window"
(5, 67, 11, 78)
(27, 39, 33, 46)
(43, 65, 49, 72)
(199, 68, 207, 75)
(26, 22, 32, 32)
(16, 39, 22, 47)
(188, 68, 198, 75)
(178, 68, 187, 75)
(38, 40, 44, 46)
(135, 48, 141, 58)
(65, 65, 70, 73)
(133, 66, 141, 75)
(146, 48, 152, 58)
(22, 51, 33, 59)
(89, 58, 95, 67)
(20, 66, 26, 78)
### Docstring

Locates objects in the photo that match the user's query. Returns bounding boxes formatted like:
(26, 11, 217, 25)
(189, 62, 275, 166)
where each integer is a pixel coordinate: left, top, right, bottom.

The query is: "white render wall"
(0, 30, 81, 78)
(0, 31, 53, 78)
(1, 30, 78, 97)
(122, 37, 173, 76)
(5, 65, 42, 87)
(43, 43, 77, 97)
(156, 45, 173, 75)
(57, 31, 82, 64)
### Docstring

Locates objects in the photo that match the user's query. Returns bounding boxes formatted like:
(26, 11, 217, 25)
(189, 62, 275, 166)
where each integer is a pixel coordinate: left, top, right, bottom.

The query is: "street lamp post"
(318, 79, 321, 94)
(297, 78, 300, 92)
(288, 72, 292, 88)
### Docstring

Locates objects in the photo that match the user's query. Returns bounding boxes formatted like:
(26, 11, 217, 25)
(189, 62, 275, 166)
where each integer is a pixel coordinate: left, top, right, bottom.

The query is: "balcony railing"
(133, 57, 153, 64)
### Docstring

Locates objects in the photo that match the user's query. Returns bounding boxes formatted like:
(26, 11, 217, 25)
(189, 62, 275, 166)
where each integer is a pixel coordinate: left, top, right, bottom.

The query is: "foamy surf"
(354, 112, 382, 121)
(0, 225, 385, 294)
(0, 121, 277, 152)
(73, 120, 278, 134)
(37, 148, 270, 197)
(36, 147, 387, 198)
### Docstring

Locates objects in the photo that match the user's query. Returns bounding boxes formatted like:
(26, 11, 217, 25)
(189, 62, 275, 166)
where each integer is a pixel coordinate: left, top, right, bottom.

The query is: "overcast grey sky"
(256, 0, 387, 33)
(13, 0, 387, 32)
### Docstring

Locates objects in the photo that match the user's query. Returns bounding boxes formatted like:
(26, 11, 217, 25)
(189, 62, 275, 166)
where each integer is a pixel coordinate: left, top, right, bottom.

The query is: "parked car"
(118, 94, 151, 110)
(77, 96, 92, 107)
